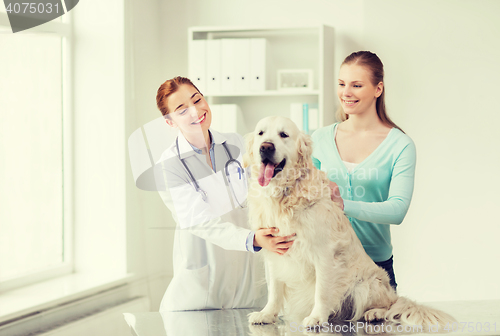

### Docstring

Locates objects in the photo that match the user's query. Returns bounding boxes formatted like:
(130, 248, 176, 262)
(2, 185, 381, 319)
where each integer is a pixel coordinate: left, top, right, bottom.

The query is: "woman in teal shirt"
(311, 51, 416, 290)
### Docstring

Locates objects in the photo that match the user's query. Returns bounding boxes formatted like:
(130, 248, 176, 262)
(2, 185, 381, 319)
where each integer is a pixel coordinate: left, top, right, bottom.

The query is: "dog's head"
(244, 116, 313, 187)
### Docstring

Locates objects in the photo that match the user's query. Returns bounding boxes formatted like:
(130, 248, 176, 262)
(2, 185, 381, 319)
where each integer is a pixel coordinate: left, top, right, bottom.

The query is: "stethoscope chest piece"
(176, 137, 247, 208)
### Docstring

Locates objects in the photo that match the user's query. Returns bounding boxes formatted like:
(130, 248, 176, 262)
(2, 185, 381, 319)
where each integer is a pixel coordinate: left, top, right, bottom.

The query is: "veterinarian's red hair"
(156, 76, 202, 117)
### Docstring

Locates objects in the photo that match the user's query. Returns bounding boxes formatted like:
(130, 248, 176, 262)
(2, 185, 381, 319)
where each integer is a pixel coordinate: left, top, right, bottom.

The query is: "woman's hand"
(254, 228, 296, 255)
(329, 181, 344, 210)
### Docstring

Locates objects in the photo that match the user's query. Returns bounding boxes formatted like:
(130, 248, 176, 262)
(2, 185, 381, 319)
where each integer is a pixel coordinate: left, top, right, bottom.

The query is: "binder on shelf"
(308, 104, 319, 133)
(290, 103, 319, 134)
(188, 40, 207, 93)
(188, 37, 268, 94)
(221, 39, 237, 93)
(302, 103, 309, 134)
(206, 39, 222, 94)
(209, 104, 224, 131)
(233, 39, 251, 92)
(223, 104, 247, 134)
(209, 104, 247, 135)
(250, 38, 267, 92)
(290, 103, 304, 131)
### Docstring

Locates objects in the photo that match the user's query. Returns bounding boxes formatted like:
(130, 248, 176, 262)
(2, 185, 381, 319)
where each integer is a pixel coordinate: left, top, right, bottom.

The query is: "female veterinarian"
(311, 51, 416, 291)
(155, 76, 295, 312)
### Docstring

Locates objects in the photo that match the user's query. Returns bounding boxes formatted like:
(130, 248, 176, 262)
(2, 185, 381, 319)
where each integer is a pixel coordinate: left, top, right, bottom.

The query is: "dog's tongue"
(258, 162, 275, 187)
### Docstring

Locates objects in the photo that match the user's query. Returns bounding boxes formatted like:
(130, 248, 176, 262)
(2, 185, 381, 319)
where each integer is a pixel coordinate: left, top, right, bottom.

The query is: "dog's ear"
(296, 131, 313, 166)
(242, 132, 255, 168)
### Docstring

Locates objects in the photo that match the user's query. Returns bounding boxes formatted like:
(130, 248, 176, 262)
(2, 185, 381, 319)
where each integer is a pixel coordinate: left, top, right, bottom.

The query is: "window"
(0, 7, 72, 292)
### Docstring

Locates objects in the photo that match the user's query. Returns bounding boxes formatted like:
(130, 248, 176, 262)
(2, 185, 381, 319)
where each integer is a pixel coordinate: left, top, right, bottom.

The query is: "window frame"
(0, 1, 139, 332)
(0, 10, 74, 293)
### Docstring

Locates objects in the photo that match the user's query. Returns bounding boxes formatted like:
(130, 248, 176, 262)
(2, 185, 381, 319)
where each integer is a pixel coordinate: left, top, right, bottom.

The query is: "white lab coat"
(156, 129, 267, 311)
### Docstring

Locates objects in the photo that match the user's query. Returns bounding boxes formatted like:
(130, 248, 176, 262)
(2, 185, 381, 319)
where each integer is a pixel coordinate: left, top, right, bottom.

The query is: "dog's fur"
(244, 116, 455, 329)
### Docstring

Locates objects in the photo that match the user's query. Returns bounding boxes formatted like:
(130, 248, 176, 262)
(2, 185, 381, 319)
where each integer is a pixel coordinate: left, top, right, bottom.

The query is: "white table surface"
(123, 300, 500, 336)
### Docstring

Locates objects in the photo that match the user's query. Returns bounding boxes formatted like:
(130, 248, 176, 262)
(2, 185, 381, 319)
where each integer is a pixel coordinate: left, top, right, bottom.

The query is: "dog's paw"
(248, 311, 277, 324)
(248, 323, 279, 336)
(364, 308, 387, 322)
(302, 314, 327, 328)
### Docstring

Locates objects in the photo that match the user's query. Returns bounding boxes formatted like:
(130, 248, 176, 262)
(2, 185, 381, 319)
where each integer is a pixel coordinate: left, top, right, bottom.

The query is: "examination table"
(123, 300, 500, 335)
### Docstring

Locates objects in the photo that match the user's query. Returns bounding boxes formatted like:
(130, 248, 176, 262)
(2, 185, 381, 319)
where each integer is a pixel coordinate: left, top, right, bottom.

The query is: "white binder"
(308, 105, 319, 132)
(210, 104, 247, 134)
(250, 38, 267, 92)
(188, 40, 207, 94)
(206, 39, 222, 94)
(221, 39, 236, 93)
(290, 103, 319, 134)
(209, 104, 224, 131)
(290, 103, 304, 131)
(233, 39, 251, 92)
(222, 104, 247, 134)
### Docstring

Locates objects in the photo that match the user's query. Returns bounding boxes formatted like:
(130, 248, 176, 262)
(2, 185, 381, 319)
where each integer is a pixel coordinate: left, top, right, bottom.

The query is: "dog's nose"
(260, 142, 275, 160)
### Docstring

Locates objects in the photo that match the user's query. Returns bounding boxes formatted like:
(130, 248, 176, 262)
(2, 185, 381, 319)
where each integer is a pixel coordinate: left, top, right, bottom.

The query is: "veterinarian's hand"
(329, 181, 344, 210)
(254, 228, 296, 255)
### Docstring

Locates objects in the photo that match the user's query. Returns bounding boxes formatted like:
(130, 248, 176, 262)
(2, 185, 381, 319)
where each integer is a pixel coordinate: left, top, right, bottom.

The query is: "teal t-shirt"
(311, 122, 416, 262)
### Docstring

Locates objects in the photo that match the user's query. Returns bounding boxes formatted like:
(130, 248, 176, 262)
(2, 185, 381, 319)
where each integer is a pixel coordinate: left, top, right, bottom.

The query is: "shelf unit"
(203, 89, 320, 97)
(188, 25, 335, 133)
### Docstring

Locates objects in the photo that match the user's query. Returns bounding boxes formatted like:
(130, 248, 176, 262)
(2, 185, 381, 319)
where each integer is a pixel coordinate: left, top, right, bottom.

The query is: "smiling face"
(337, 63, 383, 116)
(246, 116, 312, 187)
(164, 84, 212, 136)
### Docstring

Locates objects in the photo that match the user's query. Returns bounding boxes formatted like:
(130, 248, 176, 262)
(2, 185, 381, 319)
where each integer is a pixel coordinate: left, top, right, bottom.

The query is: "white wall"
(363, 0, 500, 302)
(151, 0, 500, 303)
(125, 0, 178, 311)
(162, 0, 364, 76)
(73, 0, 127, 275)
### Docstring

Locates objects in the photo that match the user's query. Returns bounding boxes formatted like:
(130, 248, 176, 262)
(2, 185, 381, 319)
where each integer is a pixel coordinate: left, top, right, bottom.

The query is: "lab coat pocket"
(163, 264, 210, 311)
(226, 165, 247, 207)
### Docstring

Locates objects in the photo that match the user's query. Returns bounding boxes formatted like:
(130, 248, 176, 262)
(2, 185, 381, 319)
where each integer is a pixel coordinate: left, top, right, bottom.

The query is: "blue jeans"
(374, 255, 397, 291)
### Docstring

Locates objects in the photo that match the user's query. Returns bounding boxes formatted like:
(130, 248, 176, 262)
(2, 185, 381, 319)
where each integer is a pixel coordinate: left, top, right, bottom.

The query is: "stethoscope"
(176, 137, 247, 208)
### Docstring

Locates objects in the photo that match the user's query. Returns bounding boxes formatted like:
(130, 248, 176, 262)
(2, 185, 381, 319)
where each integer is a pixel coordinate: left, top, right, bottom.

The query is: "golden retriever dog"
(244, 116, 455, 330)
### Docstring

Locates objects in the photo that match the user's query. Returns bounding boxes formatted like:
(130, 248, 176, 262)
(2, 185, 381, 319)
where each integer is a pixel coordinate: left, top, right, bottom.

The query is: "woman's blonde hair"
(336, 51, 404, 133)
